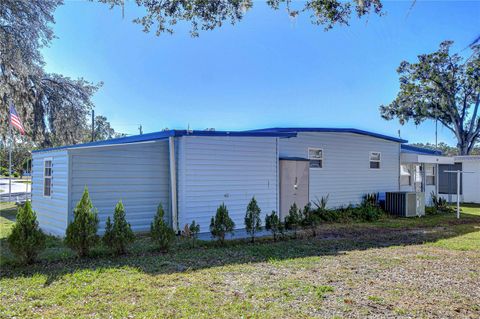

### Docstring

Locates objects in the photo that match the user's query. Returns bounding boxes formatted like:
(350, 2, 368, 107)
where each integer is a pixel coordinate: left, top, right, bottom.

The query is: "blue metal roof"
(32, 129, 297, 153)
(250, 127, 408, 143)
(401, 144, 442, 155)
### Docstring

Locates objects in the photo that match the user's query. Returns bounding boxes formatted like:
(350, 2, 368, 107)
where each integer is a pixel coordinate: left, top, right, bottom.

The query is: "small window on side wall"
(44, 159, 52, 197)
(308, 148, 323, 168)
(426, 165, 435, 185)
(369, 152, 381, 169)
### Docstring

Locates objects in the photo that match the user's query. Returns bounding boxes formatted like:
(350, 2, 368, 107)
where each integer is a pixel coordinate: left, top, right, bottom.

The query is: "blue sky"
(42, 1, 480, 144)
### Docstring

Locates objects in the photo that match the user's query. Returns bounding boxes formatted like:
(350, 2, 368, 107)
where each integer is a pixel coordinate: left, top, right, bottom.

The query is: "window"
(369, 152, 381, 169)
(44, 159, 52, 197)
(308, 148, 323, 168)
(426, 165, 435, 185)
(400, 164, 411, 186)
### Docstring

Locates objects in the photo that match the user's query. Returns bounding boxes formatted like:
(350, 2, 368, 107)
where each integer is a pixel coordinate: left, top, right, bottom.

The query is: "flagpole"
(8, 101, 12, 203)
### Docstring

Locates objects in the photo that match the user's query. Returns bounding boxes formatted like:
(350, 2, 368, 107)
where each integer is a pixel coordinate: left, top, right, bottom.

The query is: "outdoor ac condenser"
(385, 192, 425, 217)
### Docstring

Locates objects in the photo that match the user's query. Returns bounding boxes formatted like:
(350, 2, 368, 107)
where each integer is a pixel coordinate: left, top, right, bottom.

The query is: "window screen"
(44, 160, 52, 197)
(308, 148, 323, 168)
(369, 152, 381, 169)
(426, 165, 435, 186)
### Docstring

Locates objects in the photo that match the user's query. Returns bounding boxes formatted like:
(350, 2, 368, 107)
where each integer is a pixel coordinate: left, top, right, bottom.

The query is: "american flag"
(9, 101, 25, 135)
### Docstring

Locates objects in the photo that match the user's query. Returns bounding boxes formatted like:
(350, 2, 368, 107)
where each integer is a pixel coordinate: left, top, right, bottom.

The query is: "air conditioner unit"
(385, 192, 425, 217)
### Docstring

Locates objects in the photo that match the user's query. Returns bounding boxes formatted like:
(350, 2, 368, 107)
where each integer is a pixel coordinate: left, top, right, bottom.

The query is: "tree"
(284, 202, 302, 238)
(0, 1, 102, 147)
(103, 200, 135, 255)
(380, 41, 480, 155)
(410, 142, 480, 156)
(150, 203, 176, 251)
(7, 201, 46, 264)
(84, 115, 125, 143)
(265, 211, 283, 241)
(100, 0, 383, 37)
(302, 203, 321, 237)
(244, 197, 261, 243)
(65, 187, 99, 257)
(210, 203, 235, 244)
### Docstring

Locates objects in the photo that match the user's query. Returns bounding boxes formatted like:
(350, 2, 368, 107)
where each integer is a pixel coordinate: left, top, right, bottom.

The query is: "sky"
(42, 0, 480, 145)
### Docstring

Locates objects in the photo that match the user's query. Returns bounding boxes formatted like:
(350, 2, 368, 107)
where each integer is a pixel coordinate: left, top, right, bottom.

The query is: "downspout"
(169, 136, 178, 232)
(398, 144, 401, 191)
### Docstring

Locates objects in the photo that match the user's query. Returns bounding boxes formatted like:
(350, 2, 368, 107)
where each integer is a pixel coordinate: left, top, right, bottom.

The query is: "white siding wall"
(177, 136, 278, 232)
(32, 150, 69, 236)
(69, 140, 170, 233)
(279, 132, 400, 208)
(461, 161, 480, 203)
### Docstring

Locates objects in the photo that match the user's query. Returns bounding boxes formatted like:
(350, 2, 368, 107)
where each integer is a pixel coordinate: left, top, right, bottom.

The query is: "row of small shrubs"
(7, 187, 188, 264)
(0, 166, 20, 177)
(7, 189, 383, 264)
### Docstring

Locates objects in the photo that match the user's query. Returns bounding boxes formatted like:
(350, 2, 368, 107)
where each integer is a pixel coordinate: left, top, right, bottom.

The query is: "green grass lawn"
(1, 204, 479, 318)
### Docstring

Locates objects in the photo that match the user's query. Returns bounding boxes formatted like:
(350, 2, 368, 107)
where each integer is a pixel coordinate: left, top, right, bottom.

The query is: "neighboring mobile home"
(399, 145, 454, 204)
(32, 127, 442, 236)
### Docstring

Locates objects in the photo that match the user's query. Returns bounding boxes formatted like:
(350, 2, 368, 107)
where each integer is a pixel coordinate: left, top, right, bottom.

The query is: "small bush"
(182, 220, 201, 248)
(284, 203, 302, 238)
(302, 203, 321, 237)
(189, 220, 200, 247)
(103, 200, 135, 255)
(245, 197, 262, 243)
(12, 171, 20, 178)
(150, 203, 176, 251)
(7, 201, 46, 264)
(312, 194, 329, 211)
(65, 186, 99, 258)
(265, 210, 284, 241)
(362, 193, 379, 207)
(210, 203, 235, 244)
(430, 191, 454, 214)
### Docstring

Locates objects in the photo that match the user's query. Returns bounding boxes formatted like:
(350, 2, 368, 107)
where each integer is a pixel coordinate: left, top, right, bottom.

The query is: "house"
(437, 156, 480, 204)
(31, 127, 453, 236)
(399, 144, 454, 204)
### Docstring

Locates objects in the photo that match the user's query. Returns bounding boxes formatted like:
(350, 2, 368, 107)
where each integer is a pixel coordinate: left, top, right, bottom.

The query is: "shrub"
(150, 203, 176, 251)
(12, 171, 19, 178)
(7, 201, 46, 264)
(210, 203, 235, 244)
(430, 191, 454, 214)
(312, 194, 329, 211)
(362, 193, 378, 207)
(1, 166, 8, 176)
(65, 186, 99, 257)
(284, 203, 302, 238)
(265, 210, 284, 241)
(245, 197, 262, 243)
(103, 200, 135, 255)
(302, 203, 321, 237)
(189, 220, 200, 247)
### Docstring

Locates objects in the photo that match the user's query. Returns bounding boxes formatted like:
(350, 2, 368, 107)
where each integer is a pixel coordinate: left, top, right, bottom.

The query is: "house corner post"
(169, 136, 178, 232)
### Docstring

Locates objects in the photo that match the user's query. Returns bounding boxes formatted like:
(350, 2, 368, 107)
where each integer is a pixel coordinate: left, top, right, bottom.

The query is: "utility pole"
(91, 110, 95, 142)
(138, 124, 143, 135)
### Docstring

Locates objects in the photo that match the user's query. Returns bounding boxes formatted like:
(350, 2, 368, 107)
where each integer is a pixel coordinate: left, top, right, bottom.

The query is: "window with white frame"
(44, 159, 52, 197)
(400, 164, 411, 186)
(369, 152, 381, 169)
(426, 165, 435, 185)
(308, 148, 323, 168)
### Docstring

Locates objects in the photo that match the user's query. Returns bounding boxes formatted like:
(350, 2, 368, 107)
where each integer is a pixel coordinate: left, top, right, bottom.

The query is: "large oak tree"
(380, 41, 480, 155)
(0, 0, 118, 148)
(100, 0, 383, 37)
